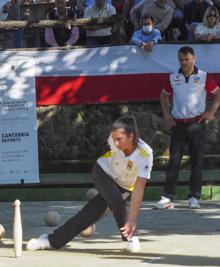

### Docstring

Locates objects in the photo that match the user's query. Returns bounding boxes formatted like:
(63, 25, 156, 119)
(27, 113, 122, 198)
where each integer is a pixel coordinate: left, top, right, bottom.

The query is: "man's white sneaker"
(124, 236, 141, 253)
(153, 196, 174, 209)
(26, 234, 51, 251)
(189, 197, 200, 209)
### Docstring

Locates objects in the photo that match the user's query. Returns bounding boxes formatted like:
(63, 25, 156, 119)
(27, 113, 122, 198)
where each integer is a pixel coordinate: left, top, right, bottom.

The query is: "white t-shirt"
(162, 68, 219, 119)
(195, 23, 220, 37)
(97, 136, 153, 191)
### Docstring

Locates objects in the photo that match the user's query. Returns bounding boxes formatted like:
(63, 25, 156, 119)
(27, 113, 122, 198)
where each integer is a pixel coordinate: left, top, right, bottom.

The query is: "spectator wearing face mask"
(131, 15, 162, 51)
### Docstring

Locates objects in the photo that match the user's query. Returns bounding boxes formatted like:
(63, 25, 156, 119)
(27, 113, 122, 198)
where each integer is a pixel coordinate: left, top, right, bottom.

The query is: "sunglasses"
(207, 14, 217, 18)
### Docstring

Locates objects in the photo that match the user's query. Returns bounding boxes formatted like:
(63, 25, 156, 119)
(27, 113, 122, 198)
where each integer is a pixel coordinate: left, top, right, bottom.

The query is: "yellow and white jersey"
(97, 136, 153, 191)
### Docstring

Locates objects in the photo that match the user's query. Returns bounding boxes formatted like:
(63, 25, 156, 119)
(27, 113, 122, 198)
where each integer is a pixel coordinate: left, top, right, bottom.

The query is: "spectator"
(0, 0, 10, 49)
(84, 0, 116, 46)
(167, 0, 190, 40)
(0, 0, 10, 21)
(130, 0, 174, 33)
(195, 6, 220, 41)
(131, 15, 162, 51)
(2, 0, 25, 48)
(112, 0, 134, 42)
(184, 0, 210, 41)
(45, 0, 79, 47)
(155, 46, 220, 210)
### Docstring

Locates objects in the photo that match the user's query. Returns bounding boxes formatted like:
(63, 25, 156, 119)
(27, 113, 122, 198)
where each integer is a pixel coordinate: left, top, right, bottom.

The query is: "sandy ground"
(0, 200, 220, 267)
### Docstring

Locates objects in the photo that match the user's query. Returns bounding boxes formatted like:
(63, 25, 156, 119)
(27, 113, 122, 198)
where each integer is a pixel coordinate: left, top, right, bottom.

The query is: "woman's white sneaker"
(188, 197, 200, 209)
(26, 234, 51, 251)
(124, 236, 141, 253)
(154, 196, 174, 209)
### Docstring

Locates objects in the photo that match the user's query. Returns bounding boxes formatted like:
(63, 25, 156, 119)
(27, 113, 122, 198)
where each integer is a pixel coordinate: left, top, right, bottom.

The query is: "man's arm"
(45, 13, 59, 47)
(130, 0, 145, 30)
(160, 91, 176, 127)
(199, 88, 220, 121)
(83, 6, 91, 18)
(66, 27, 79, 46)
(83, 6, 95, 30)
(152, 29, 162, 43)
(131, 31, 143, 46)
(2, 0, 16, 13)
(108, 4, 116, 16)
(154, 7, 174, 32)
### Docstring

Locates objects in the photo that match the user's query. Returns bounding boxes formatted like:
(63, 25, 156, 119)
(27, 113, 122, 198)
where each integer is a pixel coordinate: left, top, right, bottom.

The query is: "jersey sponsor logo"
(127, 160, 133, 170)
(174, 74, 182, 82)
(174, 76, 182, 85)
(194, 76, 200, 84)
(174, 75, 181, 82)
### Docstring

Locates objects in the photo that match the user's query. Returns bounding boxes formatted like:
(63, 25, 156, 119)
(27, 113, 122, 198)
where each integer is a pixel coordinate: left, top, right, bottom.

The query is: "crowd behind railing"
(0, 0, 220, 50)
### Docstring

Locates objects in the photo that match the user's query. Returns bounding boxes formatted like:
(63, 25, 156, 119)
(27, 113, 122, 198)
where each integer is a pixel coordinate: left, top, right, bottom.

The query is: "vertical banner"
(0, 57, 39, 184)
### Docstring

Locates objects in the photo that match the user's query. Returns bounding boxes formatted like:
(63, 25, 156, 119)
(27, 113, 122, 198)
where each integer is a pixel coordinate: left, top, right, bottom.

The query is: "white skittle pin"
(13, 199, 22, 257)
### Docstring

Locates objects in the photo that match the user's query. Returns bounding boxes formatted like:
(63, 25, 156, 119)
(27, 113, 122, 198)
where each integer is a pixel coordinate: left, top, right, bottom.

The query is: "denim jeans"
(163, 121, 205, 200)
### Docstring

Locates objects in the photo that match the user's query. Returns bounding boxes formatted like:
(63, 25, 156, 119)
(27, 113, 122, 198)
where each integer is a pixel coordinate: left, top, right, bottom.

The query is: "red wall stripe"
(35, 73, 220, 105)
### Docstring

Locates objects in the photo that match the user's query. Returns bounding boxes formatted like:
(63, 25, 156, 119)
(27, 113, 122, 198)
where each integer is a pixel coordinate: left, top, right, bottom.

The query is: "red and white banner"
(1, 44, 220, 105)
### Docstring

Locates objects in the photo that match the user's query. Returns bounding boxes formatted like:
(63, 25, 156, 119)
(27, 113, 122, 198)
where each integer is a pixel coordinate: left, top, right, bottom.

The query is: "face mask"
(142, 25, 153, 33)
